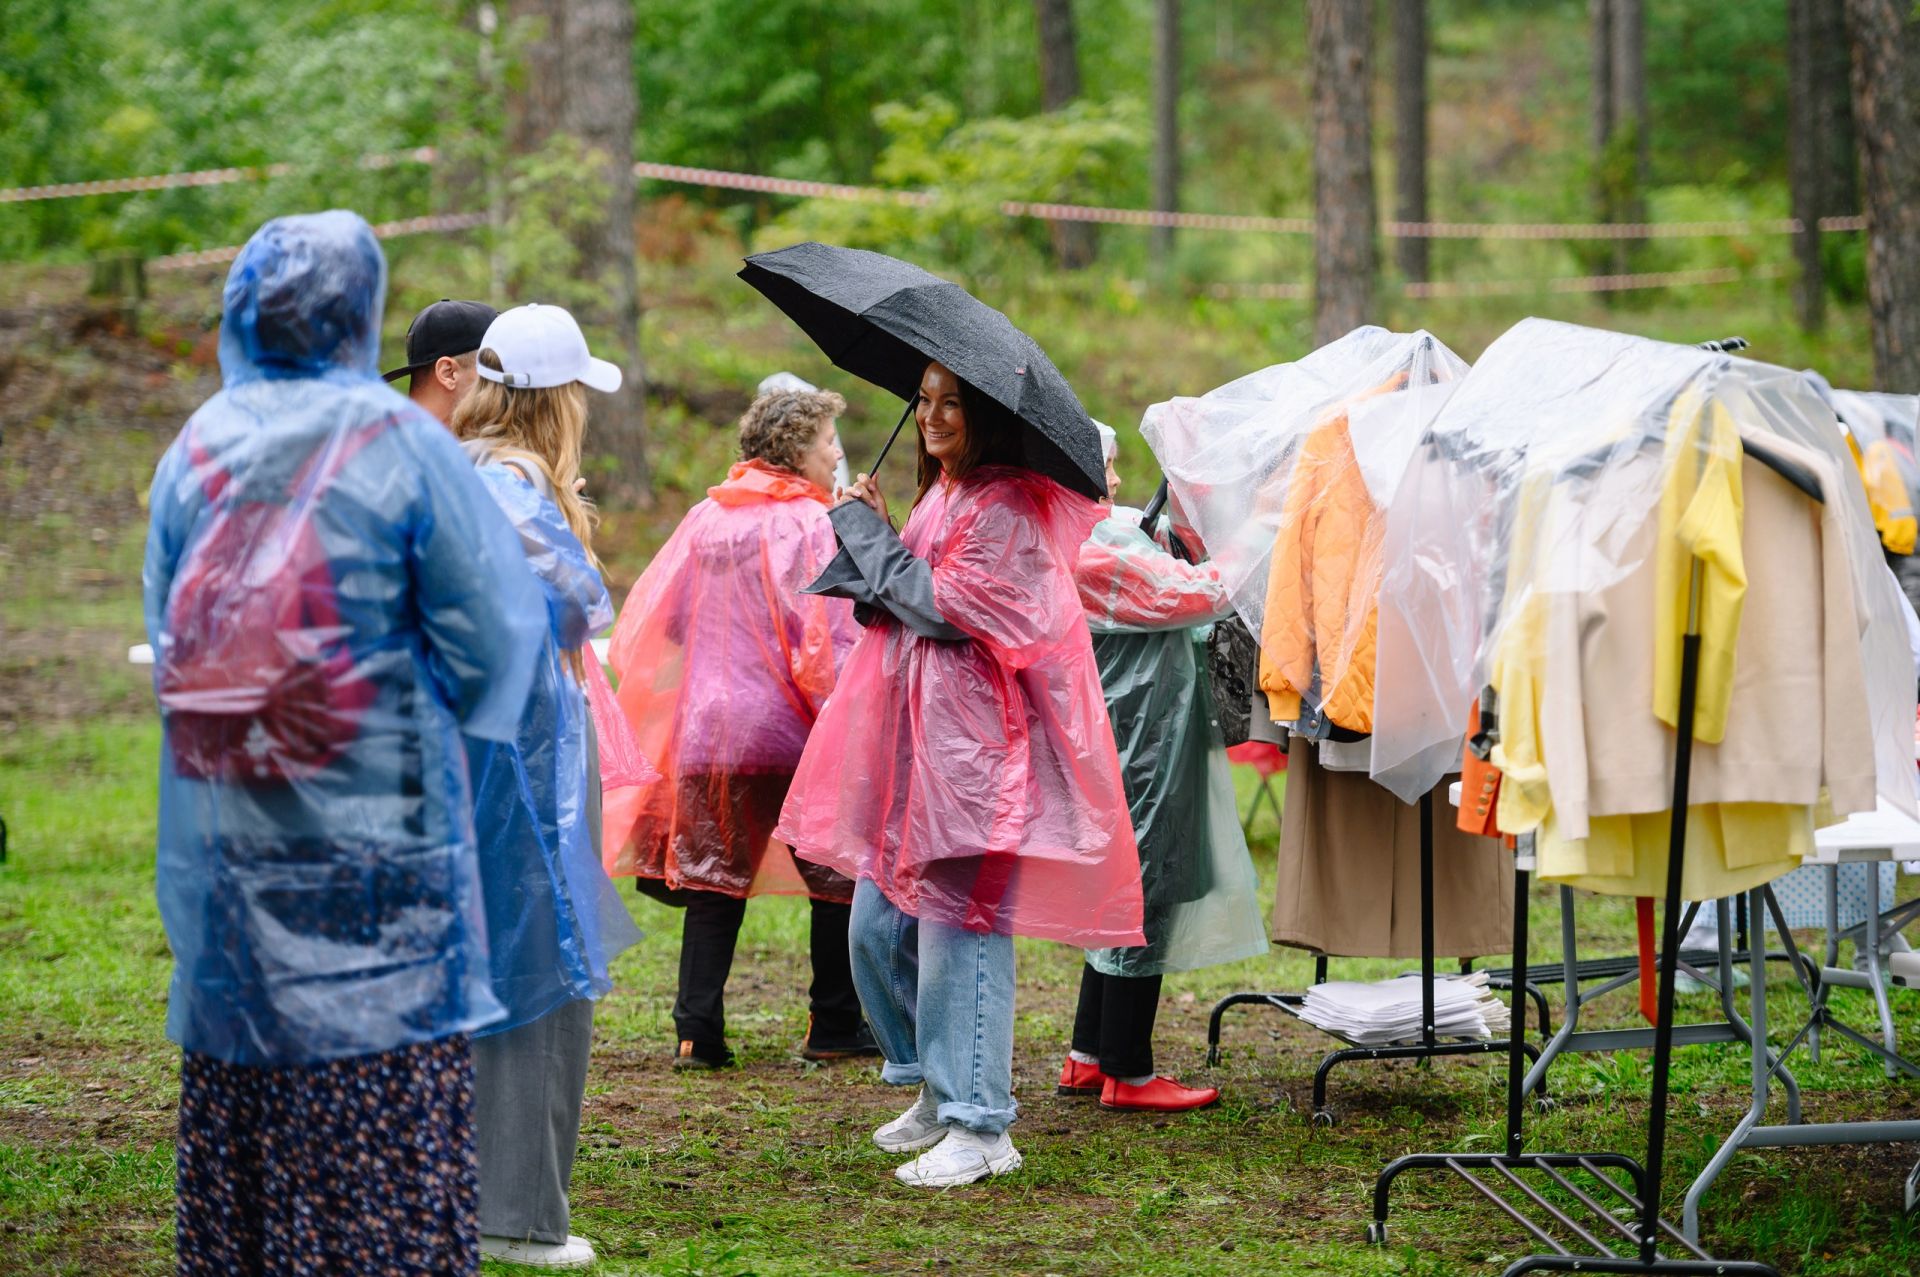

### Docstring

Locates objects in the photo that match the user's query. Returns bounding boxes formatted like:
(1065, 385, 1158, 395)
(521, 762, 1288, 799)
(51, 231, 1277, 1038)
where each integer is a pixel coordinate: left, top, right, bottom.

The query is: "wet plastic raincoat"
(1076, 510, 1268, 976)
(461, 448, 642, 1034)
(776, 467, 1147, 947)
(142, 211, 547, 1065)
(605, 459, 861, 899)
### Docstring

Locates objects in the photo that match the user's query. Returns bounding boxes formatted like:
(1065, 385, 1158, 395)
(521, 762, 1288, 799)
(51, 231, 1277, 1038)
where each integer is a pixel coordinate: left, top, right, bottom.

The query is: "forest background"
(6, 3, 1920, 1275)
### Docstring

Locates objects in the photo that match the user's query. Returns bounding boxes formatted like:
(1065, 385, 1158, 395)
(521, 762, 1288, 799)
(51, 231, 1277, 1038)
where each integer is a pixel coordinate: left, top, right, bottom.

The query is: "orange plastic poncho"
(776, 467, 1147, 947)
(604, 459, 861, 899)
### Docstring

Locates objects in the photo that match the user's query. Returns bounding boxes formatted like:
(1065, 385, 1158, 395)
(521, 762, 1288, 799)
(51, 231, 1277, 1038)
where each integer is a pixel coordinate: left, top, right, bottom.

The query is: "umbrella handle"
(867, 397, 920, 479)
(1139, 478, 1171, 531)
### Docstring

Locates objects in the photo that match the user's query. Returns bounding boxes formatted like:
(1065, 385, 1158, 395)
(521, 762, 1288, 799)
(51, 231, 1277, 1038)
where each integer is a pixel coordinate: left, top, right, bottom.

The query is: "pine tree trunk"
(1390, 0, 1428, 282)
(1590, 0, 1613, 225)
(1608, 0, 1647, 274)
(1151, 0, 1182, 270)
(1845, 0, 1920, 391)
(1033, 0, 1096, 270)
(1814, 0, 1859, 220)
(1789, 0, 1825, 331)
(561, 0, 651, 500)
(1310, 0, 1377, 345)
(506, 0, 652, 501)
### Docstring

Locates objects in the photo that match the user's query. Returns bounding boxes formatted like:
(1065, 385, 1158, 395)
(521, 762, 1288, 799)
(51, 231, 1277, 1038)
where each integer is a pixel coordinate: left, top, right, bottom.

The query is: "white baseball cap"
(475, 303, 622, 393)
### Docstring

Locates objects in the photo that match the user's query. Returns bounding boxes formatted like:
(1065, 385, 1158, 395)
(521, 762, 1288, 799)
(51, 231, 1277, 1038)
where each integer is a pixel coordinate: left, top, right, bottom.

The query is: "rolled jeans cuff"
(880, 1060, 923, 1086)
(936, 1099, 1017, 1136)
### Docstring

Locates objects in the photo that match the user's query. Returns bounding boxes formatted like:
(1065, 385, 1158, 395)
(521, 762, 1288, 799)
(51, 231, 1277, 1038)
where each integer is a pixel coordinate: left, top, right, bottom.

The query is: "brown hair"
(912, 377, 1022, 508)
(738, 389, 846, 477)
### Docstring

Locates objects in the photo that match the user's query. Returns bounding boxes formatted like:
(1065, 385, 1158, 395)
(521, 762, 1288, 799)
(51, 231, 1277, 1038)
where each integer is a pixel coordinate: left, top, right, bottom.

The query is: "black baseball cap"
(382, 299, 499, 382)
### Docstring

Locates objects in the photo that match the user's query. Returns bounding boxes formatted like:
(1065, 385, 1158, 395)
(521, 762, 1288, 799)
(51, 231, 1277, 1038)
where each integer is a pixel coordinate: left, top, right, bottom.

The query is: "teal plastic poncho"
(142, 211, 547, 1065)
(463, 454, 642, 1033)
(1075, 509, 1269, 976)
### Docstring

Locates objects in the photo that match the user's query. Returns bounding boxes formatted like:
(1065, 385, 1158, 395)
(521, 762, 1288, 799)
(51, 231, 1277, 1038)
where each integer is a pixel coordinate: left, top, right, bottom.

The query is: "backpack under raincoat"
(776, 467, 1146, 947)
(462, 451, 642, 1033)
(1075, 510, 1269, 976)
(604, 459, 860, 899)
(142, 211, 547, 1066)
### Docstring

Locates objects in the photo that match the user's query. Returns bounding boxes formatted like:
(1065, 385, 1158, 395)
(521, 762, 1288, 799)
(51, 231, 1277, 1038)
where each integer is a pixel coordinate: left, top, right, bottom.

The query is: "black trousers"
(1070, 964, 1164, 1080)
(665, 888, 862, 1050)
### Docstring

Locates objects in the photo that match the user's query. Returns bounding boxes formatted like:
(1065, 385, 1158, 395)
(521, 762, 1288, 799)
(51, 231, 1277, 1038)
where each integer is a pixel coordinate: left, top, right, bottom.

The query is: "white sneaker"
(893, 1127, 1022, 1188)
(872, 1087, 947, 1153)
(479, 1233, 597, 1268)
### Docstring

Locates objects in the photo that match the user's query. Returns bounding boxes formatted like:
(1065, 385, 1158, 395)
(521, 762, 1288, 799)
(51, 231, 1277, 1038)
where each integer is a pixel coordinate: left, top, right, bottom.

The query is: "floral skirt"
(175, 1035, 477, 1276)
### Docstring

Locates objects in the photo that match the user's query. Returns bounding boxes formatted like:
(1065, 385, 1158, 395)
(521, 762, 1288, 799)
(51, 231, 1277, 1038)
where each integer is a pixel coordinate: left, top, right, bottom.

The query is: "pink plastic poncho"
(604, 460, 860, 898)
(777, 466, 1147, 947)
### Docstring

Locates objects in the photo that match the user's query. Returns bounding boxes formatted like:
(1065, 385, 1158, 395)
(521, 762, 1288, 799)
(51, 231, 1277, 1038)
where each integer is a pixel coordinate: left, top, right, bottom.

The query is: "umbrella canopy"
(739, 241, 1107, 500)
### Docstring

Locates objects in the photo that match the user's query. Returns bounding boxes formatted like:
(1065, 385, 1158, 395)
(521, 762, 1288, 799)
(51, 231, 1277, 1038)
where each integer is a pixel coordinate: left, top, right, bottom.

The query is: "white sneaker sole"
(873, 1122, 947, 1154)
(894, 1145, 1023, 1188)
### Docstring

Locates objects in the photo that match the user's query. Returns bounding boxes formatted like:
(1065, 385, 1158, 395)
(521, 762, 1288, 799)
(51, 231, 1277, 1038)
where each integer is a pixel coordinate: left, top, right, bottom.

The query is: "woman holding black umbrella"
(775, 359, 1145, 1188)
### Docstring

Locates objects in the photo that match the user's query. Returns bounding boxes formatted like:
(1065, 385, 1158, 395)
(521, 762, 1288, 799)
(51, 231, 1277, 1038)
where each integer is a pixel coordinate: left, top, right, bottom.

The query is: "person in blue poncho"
(143, 211, 547, 1276)
(447, 303, 643, 1269)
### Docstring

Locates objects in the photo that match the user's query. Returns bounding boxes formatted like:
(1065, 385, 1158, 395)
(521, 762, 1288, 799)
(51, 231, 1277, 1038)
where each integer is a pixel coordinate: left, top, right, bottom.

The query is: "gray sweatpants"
(473, 997, 595, 1243)
(473, 696, 604, 1244)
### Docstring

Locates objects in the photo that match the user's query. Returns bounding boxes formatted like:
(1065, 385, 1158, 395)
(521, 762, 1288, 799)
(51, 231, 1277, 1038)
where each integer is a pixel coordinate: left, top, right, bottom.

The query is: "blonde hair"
(450, 350, 599, 681)
(450, 349, 599, 567)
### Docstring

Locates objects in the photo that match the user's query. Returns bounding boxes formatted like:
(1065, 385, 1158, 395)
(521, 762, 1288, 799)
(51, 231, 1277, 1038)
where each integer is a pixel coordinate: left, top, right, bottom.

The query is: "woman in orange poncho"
(777, 361, 1143, 1189)
(605, 389, 872, 1069)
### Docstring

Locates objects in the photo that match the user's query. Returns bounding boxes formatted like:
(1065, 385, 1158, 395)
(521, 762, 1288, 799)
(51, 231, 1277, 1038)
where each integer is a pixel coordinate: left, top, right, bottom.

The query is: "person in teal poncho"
(1057, 423, 1269, 1113)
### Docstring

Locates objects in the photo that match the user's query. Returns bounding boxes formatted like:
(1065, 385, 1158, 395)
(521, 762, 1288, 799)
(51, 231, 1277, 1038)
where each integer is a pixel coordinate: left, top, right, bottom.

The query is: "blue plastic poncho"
(460, 450, 642, 1033)
(142, 211, 548, 1066)
(1074, 509, 1270, 976)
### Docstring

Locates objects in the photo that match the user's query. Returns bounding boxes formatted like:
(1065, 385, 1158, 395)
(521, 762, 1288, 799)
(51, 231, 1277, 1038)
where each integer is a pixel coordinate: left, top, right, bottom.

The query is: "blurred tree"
(1788, 0, 1856, 332)
(1389, 0, 1426, 282)
(509, 0, 653, 499)
(1033, 0, 1096, 269)
(1844, 0, 1920, 390)
(1309, 0, 1375, 344)
(1150, 0, 1180, 272)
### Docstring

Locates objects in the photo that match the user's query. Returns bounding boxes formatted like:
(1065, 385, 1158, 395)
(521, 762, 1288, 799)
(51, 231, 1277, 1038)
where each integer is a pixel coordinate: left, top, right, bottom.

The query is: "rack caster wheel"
(1312, 1109, 1335, 1128)
(1365, 1222, 1388, 1245)
(1534, 1096, 1557, 1114)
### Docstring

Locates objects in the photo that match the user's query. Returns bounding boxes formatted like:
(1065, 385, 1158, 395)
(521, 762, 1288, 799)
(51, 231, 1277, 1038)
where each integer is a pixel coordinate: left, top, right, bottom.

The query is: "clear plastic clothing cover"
(604, 460, 862, 899)
(1075, 511, 1268, 976)
(463, 462, 640, 1035)
(1138, 327, 1468, 740)
(142, 211, 548, 1065)
(775, 467, 1147, 947)
(1369, 317, 1918, 821)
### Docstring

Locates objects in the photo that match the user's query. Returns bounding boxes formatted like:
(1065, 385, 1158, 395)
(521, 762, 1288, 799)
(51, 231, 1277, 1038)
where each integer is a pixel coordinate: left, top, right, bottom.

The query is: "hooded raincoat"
(142, 211, 546, 1066)
(776, 467, 1147, 947)
(1075, 510, 1269, 976)
(605, 460, 861, 899)
(461, 447, 642, 1034)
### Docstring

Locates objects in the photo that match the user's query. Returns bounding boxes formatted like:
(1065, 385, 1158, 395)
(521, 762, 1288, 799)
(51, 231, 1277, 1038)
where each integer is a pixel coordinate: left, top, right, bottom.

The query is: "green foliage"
(763, 95, 1147, 282)
(501, 134, 615, 315)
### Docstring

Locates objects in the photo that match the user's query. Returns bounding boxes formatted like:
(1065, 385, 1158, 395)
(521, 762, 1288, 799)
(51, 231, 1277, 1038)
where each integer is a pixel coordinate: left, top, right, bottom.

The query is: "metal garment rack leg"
(1678, 879, 1920, 1241)
(1369, 574, 1779, 1275)
(1205, 790, 1549, 1123)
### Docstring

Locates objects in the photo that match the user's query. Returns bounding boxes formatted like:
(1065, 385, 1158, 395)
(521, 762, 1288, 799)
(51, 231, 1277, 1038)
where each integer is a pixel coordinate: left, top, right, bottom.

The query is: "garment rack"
(1366, 554, 1779, 1273)
(1206, 789, 1552, 1125)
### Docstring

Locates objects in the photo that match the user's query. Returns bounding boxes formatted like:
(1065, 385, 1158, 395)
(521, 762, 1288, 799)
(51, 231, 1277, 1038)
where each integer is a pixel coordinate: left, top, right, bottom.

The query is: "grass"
(4, 219, 1919, 1274)
(4, 715, 1920, 1276)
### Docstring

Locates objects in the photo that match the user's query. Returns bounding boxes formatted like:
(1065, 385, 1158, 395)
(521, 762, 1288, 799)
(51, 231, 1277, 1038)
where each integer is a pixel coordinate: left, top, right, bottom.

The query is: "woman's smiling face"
(916, 362, 968, 468)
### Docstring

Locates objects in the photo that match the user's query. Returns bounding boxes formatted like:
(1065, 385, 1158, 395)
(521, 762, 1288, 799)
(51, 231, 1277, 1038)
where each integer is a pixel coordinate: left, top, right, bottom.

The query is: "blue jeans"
(848, 878, 1017, 1135)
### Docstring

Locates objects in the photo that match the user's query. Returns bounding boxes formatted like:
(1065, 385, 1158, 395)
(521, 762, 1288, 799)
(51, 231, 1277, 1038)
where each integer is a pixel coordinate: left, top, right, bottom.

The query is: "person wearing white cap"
(760, 371, 851, 492)
(448, 303, 639, 1269)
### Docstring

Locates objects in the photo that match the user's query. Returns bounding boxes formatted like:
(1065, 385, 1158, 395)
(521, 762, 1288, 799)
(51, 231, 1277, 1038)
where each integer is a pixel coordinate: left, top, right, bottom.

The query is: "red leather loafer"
(1056, 1056, 1110, 1096)
(1100, 1075, 1220, 1112)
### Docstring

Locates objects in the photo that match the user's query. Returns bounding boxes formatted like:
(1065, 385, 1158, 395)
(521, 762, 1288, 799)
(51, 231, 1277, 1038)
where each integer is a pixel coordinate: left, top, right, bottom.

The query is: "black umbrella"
(738, 242, 1107, 500)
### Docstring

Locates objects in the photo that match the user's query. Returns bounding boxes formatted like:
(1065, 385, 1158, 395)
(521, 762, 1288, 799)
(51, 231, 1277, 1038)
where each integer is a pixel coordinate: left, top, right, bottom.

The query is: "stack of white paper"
(1296, 971, 1511, 1046)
